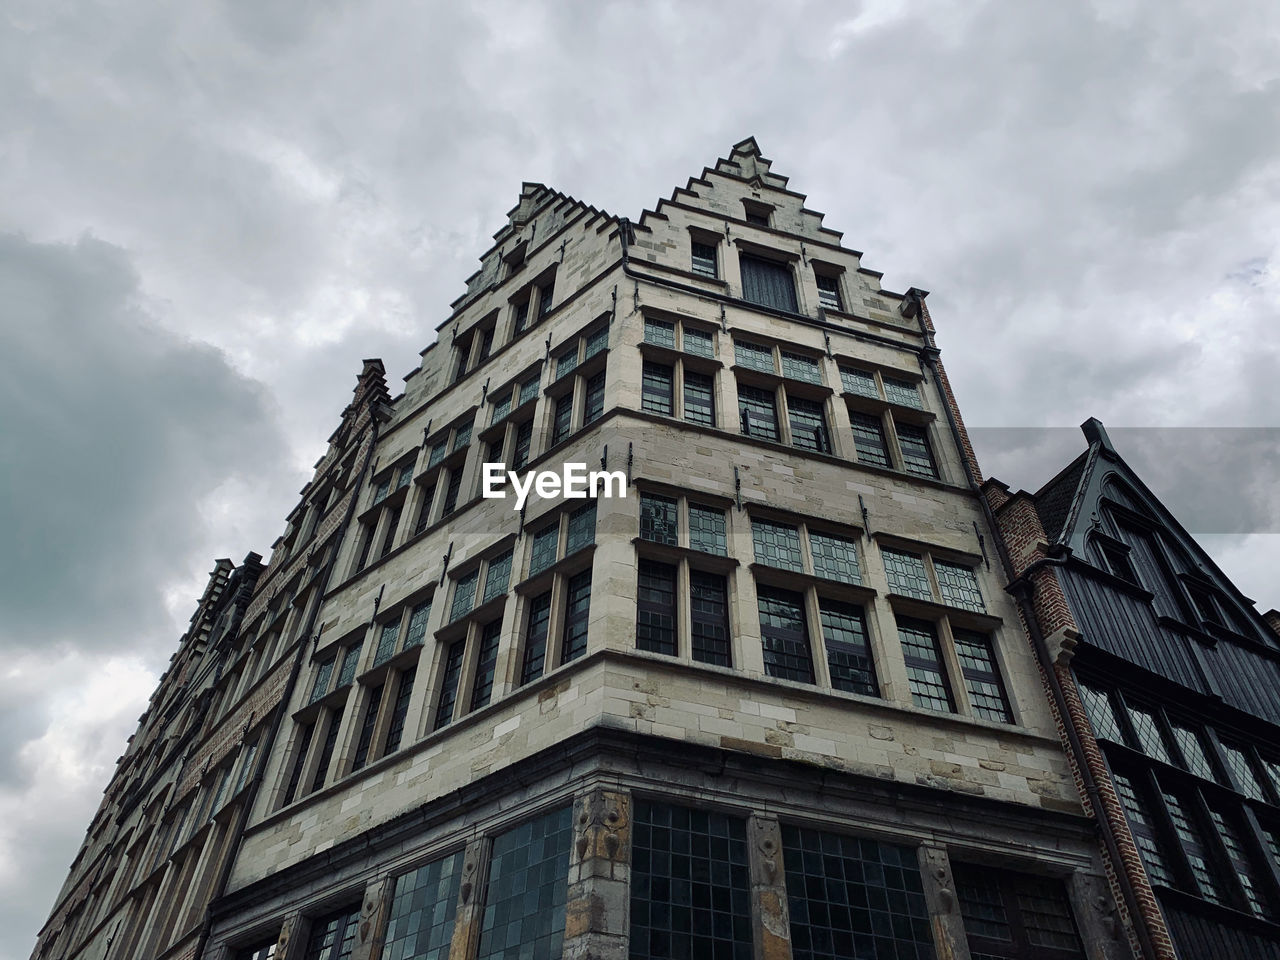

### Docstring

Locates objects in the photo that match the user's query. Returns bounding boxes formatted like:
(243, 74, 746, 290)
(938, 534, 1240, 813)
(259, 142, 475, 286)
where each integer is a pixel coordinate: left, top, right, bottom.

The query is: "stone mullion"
(563, 787, 631, 960)
(349, 876, 394, 960)
(916, 843, 971, 960)
(448, 836, 493, 960)
(747, 813, 792, 960)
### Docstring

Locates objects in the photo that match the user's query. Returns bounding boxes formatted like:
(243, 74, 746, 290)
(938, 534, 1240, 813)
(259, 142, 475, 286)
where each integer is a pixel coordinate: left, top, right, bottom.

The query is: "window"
(384, 851, 463, 960)
(738, 384, 778, 440)
(684, 326, 714, 357)
(640, 493, 679, 546)
(882, 375, 922, 409)
(1220, 742, 1268, 801)
(440, 467, 464, 517)
(758, 586, 814, 683)
(239, 941, 277, 960)
(582, 370, 605, 425)
(642, 361, 674, 415)
(935, 560, 985, 612)
(898, 616, 954, 712)
(1126, 704, 1173, 764)
(584, 324, 609, 359)
(519, 375, 541, 406)
(374, 619, 400, 667)
(1209, 808, 1270, 916)
(413, 481, 437, 535)
(952, 864, 1085, 960)
(780, 351, 821, 384)
(839, 365, 878, 398)
(310, 706, 343, 793)
(637, 560, 677, 655)
(1170, 723, 1217, 781)
(691, 241, 718, 278)
(469, 620, 502, 710)
(560, 570, 592, 664)
(381, 667, 415, 755)
(351, 683, 385, 771)
(815, 273, 842, 312)
(752, 518, 803, 571)
(491, 391, 512, 425)
(821, 600, 876, 696)
(1113, 773, 1173, 886)
(809, 531, 860, 583)
(537, 277, 555, 319)
(530, 524, 559, 577)
(433, 641, 465, 730)
(482, 550, 513, 603)
(405, 600, 432, 650)
(449, 570, 479, 622)
(336, 642, 362, 687)
(953, 628, 1013, 722)
(555, 345, 578, 380)
(309, 656, 336, 704)
(302, 904, 361, 960)
(786, 394, 829, 453)
(644, 317, 676, 348)
(734, 339, 774, 374)
(896, 422, 938, 479)
(784, 825, 933, 960)
(690, 571, 731, 666)
(848, 411, 890, 467)
(477, 807, 572, 960)
(520, 592, 552, 685)
(1162, 789, 1223, 901)
(1101, 542, 1139, 585)
(688, 503, 727, 556)
(683, 369, 715, 426)
(512, 298, 530, 336)
(565, 501, 596, 553)
(282, 723, 315, 807)
(882, 549, 932, 600)
(740, 254, 797, 312)
(630, 801, 751, 960)
(512, 420, 533, 470)
(550, 393, 573, 446)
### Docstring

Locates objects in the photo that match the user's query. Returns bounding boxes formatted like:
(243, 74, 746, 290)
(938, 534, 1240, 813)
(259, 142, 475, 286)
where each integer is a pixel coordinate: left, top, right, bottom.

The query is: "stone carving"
(574, 788, 629, 864)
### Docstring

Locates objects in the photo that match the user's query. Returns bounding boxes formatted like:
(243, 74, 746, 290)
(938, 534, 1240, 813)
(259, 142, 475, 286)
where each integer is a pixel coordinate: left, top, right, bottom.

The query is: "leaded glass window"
(383, 668, 415, 755)
(530, 525, 559, 577)
(555, 346, 578, 380)
(351, 683, 384, 771)
(821, 600, 876, 696)
(309, 708, 342, 795)
(492, 392, 512, 425)
(309, 656, 335, 704)
(379, 504, 402, 560)
(935, 560, 985, 612)
(585, 324, 609, 359)
(373, 477, 390, 505)
(550, 393, 573, 445)
(513, 300, 530, 335)
(519, 376, 540, 406)
(560, 570, 592, 664)
(783, 825, 932, 960)
(1126, 705, 1172, 764)
(815, 273, 842, 312)
(758, 586, 814, 683)
(521, 592, 552, 685)
(882, 549, 931, 600)
(631, 801, 751, 960)
(483, 551, 513, 603)
(477, 807, 572, 960)
(781, 351, 821, 384)
(302, 904, 361, 960)
(752, 518, 802, 571)
(644, 317, 676, 348)
(383, 851, 463, 960)
(642, 361, 674, 416)
(1162, 790, 1222, 902)
(738, 384, 778, 441)
(470, 620, 502, 711)
(566, 502, 596, 554)
(1113, 773, 1173, 886)
(809, 531, 860, 583)
(440, 468, 463, 517)
(637, 559, 677, 656)
(953, 863, 1085, 960)
(1170, 724, 1216, 781)
(787, 394, 829, 453)
(450, 570, 479, 622)
(337, 642, 363, 687)
(396, 463, 414, 490)
(512, 420, 533, 470)
(689, 504, 727, 556)
(1221, 742, 1268, 801)
(434, 642, 465, 730)
(734, 339, 774, 373)
(848, 411, 889, 467)
(374, 620, 400, 666)
(428, 441, 447, 468)
(640, 493, 678, 546)
(840, 366, 878, 398)
(691, 242, 718, 278)
(414, 483, 437, 535)
(537, 279, 555, 318)
(883, 376, 922, 409)
(691, 571, 731, 667)
(1079, 684, 1124, 743)
(684, 327, 714, 357)
(453, 421, 472, 452)
(740, 255, 798, 312)
(282, 722, 314, 807)
(583, 370, 605, 425)
(953, 628, 1013, 723)
(405, 601, 432, 649)
(1209, 808, 1269, 917)
(898, 617, 954, 712)
(240, 940, 277, 960)
(683, 369, 715, 427)
(897, 422, 938, 479)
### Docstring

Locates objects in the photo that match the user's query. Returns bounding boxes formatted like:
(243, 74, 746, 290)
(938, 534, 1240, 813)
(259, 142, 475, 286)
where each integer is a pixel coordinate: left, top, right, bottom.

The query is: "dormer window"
(743, 200, 772, 227)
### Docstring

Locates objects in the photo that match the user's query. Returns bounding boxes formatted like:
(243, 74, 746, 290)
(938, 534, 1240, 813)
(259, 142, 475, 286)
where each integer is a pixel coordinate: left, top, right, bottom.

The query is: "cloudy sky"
(2, 1, 1278, 955)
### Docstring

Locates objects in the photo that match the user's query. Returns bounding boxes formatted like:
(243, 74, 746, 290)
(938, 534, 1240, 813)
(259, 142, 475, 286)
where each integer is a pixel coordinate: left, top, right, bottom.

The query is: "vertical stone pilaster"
(1068, 870, 1135, 960)
(350, 877, 394, 960)
(747, 814, 791, 960)
(275, 911, 308, 960)
(563, 787, 631, 960)
(448, 837, 492, 960)
(916, 844, 970, 960)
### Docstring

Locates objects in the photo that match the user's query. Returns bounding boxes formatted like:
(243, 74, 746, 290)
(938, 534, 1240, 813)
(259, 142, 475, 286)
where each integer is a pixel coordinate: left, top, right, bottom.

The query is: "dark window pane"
(414, 483, 437, 535)
(631, 801, 752, 960)
(441, 469, 463, 517)
(1079, 684, 1125, 743)
(752, 519, 802, 571)
(787, 394, 829, 453)
(741, 255, 798, 312)
(783, 825, 933, 960)
(684, 327, 714, 357)
(882, 549, 931, 600)
(683, 369, 715, 427)
(470, 620, 502, 711)
(477, 807, 572, 960)
(434, 642, 465, 730)
(585, 324, 609, 359)
(483, 551, 513, 604)
(809, 532, 860, 583)
(637, 559, 677, 656)
(551, 393, 574, 445)
(691, 242, 718, 278)
(384, 851, 463, 960)
(1170, 724, 1217, 781)
(897, 617, 953, 712)
(351, 684, 385, 771)
(935, 560, 985, 612)
(882, 375, 921, 409)
(530, 524, 559, 577)
(897, 422, 938, 478)
(840, 366, 878, 398)
(309, 657, 335, 704)
(1113, 773, 1173, 886)
(450, 570, 479, 622)
(383, 667, 415, 754)
(738, 384, 779, 441)
(781, 351, 821, 384)
(512, 420, 533, 470)
(492, 391, 512, 425)
(642, 362, 674, 416)
(337, 641, 363, 687)
(583, 370, 606, 425)
(815, 274, 842, 311)
(405, 601, 432, 649)
(953, 864, 1085, 959)
(1221, 742, 1267, 801)
(644, 317, 676, 348)
(521, 592, 552, 685)
(1162, 789, 1223, 902)
(848, 411, 889, 467)
(953, 628, 1012, 723)
(688, 504, 726, 556)
(734, 339, 774, 373)
(282, 722, 314, 807)
(556, 346, 578, 380)
(1209, 808, 1271, 917)
(537, 279, 555, 318)
(690, 571, 731, 667)
(1125, 704, 1172, 764)
(758, 586, 813, 683)
(566, 502, 596, 554)
(307, 712, 340, 792)
(302, 904, 361, 960)
(560, 570, 592, 664)
(519, 376, 540, 406)
(640, 493, 678, 546)
(513, 300, 529, 334)
(374, 620, 400, 667)
(821, 600, 876, 696)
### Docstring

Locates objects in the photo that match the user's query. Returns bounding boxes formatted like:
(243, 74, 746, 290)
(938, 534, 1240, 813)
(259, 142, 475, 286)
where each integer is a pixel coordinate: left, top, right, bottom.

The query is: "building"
(984, 420, 1280, 960)
(33, 139, 1135, 960)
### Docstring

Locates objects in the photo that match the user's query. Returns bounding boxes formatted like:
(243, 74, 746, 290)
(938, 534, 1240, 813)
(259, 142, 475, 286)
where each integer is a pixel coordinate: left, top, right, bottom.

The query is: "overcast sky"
(2, 2, 1278, 956)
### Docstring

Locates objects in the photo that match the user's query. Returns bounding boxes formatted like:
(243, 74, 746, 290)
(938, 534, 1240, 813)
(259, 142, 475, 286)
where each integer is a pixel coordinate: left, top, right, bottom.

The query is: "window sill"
(633, 538, 738, 574)
(884, 592, 1003, 629)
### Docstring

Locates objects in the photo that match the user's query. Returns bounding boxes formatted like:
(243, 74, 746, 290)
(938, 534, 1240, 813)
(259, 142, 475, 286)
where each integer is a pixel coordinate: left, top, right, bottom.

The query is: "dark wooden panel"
(1164, 901, 1280, 960)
